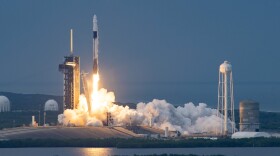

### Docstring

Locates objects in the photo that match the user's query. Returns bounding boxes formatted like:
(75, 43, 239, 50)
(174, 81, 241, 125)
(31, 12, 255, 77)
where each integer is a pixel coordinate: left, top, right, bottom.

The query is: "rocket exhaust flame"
(91, 73, 101, 113)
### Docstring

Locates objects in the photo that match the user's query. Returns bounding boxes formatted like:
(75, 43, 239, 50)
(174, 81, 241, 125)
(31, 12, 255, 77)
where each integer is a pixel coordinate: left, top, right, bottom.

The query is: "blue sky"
(0, 0, 280, 110)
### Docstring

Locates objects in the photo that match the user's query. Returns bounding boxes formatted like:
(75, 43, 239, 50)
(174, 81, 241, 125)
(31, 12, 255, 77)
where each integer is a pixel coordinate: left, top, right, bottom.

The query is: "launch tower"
(59, 29, 80, 110)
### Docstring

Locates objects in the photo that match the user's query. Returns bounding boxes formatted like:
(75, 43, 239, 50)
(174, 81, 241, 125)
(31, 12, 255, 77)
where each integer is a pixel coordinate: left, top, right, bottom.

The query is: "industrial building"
(59, 29, 80, 110)
(239, 100, 260, 132)
(0, 96, 10, 112)
(231, 100, 265, 139)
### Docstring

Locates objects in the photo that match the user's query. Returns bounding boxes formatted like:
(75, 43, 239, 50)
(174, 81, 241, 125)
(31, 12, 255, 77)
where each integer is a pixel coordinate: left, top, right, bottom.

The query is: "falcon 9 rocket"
(92, 14, 99, 74)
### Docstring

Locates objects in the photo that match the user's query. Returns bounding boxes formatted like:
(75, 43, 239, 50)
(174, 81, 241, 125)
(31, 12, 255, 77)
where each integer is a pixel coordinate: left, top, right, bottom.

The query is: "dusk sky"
(1, 0, 280, 110)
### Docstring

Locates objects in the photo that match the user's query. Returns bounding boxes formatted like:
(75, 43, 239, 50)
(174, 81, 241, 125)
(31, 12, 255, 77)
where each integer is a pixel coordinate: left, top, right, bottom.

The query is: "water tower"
(217, 61, 235, 135)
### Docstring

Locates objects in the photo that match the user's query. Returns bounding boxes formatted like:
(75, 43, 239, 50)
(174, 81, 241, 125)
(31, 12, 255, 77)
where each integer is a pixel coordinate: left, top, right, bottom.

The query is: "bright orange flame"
(90, 73, 109, 113)
(93, 73, 100, 94)
(91, 73, 100, 112)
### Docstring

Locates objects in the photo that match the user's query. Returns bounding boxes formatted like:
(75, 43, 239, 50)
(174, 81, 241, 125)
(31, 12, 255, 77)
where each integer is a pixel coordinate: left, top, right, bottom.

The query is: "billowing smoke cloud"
(136, 100, 223, 134)
(58, 88, 233, 134)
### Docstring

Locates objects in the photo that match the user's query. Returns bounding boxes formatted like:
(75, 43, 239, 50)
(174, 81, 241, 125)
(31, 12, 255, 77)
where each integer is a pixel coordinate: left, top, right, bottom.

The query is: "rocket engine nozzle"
(93, 58, 98, 74)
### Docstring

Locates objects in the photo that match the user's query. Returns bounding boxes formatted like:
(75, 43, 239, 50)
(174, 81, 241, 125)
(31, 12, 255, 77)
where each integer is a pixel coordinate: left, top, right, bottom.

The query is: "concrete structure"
(0, 126, 182, 140)
(0, 96, 10, 112)
(217, 61, 235, 135)
(239, 100, 260, 132)
(44, 99, 59, 111)
(0, 127, 142, 140)
(232, 132, 270, 139)
(59, 29, 80, 110)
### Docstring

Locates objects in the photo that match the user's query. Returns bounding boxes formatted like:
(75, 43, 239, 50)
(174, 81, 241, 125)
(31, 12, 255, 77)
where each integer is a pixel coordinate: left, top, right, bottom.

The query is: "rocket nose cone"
(93, 14, 98, 31)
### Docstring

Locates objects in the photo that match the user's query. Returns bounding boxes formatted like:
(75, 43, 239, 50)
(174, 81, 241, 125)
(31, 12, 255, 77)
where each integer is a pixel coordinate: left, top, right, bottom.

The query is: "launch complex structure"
(58, 29, 80, 110)
(57, 15, 238, 137)
(59, 15, 99, 111)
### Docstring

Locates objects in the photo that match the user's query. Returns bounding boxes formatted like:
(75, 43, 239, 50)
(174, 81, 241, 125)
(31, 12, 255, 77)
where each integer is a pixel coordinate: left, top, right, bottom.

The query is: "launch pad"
(0, 126, 165, 140)
(54, 15, 239, 138)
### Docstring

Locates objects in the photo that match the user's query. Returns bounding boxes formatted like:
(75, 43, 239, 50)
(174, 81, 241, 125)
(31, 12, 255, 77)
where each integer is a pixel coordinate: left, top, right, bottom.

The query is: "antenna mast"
(70, 29, 73, 55)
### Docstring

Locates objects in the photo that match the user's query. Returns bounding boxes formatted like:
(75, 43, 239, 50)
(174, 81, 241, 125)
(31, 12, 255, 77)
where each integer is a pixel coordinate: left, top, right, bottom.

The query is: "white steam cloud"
(57, 88, 231, 134)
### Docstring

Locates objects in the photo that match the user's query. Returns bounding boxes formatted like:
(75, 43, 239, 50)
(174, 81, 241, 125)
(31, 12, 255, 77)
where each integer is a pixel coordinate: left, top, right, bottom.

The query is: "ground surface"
(0, 126, 141, 139)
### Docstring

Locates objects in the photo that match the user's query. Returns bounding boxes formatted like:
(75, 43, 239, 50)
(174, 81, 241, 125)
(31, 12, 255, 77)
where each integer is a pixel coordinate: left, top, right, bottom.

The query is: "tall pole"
(230, 72, 235, 133)
(70, 29, 73, 55)
(224, 72, 228, 135)
(38, 110, 41, 126)
(44, 112, 46, 126)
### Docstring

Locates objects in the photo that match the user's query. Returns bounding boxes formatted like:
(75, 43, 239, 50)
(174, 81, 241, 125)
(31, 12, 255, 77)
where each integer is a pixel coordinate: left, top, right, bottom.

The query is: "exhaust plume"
(58, 88, 232, 134)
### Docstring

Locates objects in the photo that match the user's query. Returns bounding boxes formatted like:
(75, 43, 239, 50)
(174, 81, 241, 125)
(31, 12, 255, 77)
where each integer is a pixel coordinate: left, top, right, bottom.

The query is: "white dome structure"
(44, 99, 59, 111)
(232, 132, 271, 139)
(0, 96, 10, 112)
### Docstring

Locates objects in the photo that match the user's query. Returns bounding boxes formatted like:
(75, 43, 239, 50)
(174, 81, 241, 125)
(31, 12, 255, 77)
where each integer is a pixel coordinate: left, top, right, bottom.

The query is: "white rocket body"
(93, 15, 99, 74)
